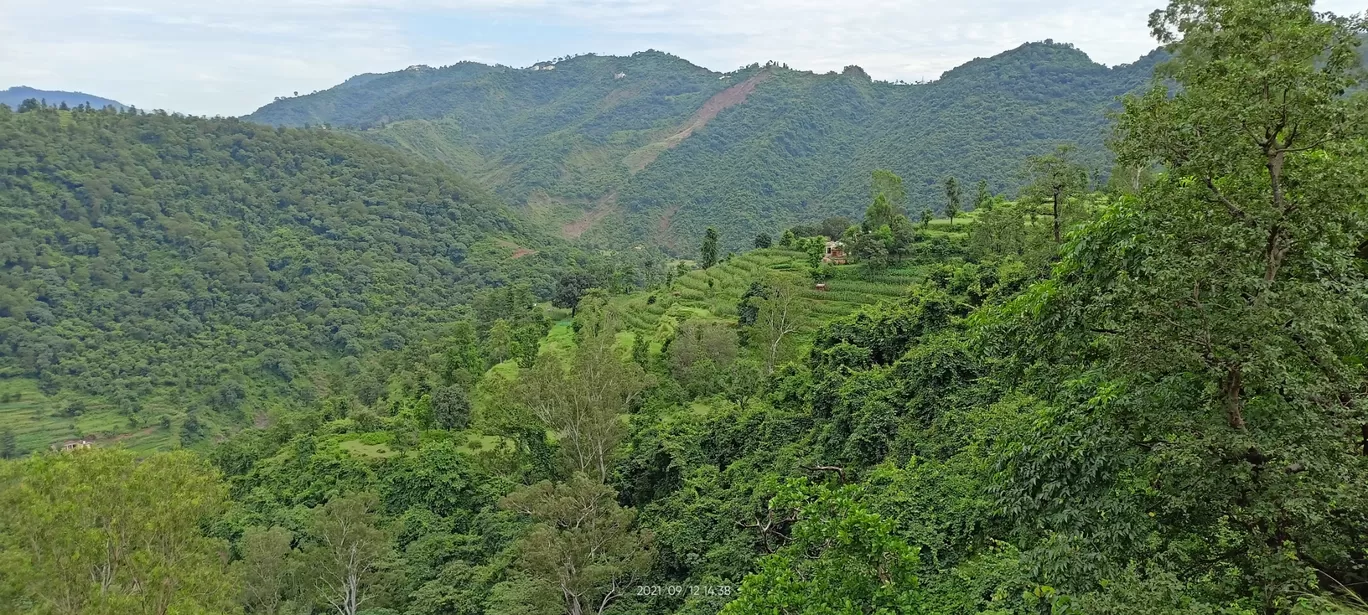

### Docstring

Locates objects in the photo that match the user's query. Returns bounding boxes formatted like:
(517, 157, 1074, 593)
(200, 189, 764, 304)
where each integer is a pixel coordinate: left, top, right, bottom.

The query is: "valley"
(2, 3, 1368, 615)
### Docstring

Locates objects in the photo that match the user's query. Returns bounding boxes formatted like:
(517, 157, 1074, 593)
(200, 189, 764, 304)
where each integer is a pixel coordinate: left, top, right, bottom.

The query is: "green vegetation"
(3, 2, 1368, 615)
(247, 45, 1162, 253)
(0, 104, 590, 443)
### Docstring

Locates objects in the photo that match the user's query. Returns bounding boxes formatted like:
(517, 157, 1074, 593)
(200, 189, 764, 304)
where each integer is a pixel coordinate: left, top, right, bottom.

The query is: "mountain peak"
(937, 40, 1102, 82)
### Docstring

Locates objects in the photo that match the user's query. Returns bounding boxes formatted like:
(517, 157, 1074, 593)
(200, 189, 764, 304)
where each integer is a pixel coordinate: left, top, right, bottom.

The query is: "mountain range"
(247, 42, 1166, 253)
(0, 86, 124, 111)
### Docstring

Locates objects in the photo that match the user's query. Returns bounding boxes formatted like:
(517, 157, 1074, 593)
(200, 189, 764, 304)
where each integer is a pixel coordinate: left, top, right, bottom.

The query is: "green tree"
(553, 272, 599, 317)
(753, 276, 808, 374)
(669, 320, 739, 397)
(237, 526, 296, 615)
(779, 229, 797, 248)
(1022, 144, 1088, 243)
(800, 236, 826, 270)
(821, 216, 855, 241)
(863, 194, 900, 232)
(500, 475, 653, 615)
(944, 176, 961, 226)
(871, 169, 908, 212)
(181, 412, 205, 446)
(701, 227, 720, 268)
(512, 321, 550, 369)
(443, 321, 485, 387)
(304, 493, 390, 615)
(631, 332, 650, 367)
(0, 449, 240, 614)
(516, 310, 652, 481)
(486, 319, 516, 366)
(753, 233, 773, 249)
(975, 179, 992, 211)
(430, 385, 471, 430)
(723, 481, 920, 615)
(1002, 0, 1368, 602)
(920, 208, 933, 228)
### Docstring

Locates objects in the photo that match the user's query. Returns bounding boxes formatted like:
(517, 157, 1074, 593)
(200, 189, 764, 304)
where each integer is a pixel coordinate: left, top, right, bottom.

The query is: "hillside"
(0, 86, 124, 110)
(0, 104, 570, 451)
(247, 44, 1163, 253)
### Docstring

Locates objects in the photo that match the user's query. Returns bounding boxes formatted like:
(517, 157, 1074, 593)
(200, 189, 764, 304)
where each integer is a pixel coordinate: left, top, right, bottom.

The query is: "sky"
(1, 0, 1364, 117)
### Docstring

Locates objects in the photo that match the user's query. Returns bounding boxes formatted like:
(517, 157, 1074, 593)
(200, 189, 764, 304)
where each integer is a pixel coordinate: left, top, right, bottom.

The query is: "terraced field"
(609, 248, 927, 342)
(0, 379, 181, 455)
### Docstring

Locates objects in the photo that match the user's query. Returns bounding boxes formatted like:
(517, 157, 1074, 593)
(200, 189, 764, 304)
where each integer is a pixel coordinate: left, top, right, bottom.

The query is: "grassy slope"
(0, 380, 180, 454)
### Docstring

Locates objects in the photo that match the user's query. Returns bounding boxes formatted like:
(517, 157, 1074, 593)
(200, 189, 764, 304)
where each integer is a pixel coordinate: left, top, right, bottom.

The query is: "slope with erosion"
(616, 43, 1164, 253)
(246, 44, 1163, 255)
(249, 52, 739, 211)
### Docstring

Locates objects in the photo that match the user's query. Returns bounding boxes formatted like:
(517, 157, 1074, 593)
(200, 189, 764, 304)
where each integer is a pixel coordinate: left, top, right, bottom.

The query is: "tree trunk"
(1052, 192, 1062, 244)
(1221, 364, 1246, 431)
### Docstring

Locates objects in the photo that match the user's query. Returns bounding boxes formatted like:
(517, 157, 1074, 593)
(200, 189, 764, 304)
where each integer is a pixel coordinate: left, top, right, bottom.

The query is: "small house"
(55, 439, 93, 452)
(823, 241, 848, 265)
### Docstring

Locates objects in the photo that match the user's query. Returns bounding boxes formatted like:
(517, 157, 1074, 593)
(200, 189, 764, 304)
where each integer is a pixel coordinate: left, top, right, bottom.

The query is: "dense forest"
(247, 44, 1161, 253)
(3, 1, 1368, 615)
(0, 106, 605, 445)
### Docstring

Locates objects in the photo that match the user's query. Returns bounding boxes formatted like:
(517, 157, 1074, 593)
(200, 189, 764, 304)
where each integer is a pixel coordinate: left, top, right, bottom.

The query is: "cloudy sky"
(2, 0, 1363, 117)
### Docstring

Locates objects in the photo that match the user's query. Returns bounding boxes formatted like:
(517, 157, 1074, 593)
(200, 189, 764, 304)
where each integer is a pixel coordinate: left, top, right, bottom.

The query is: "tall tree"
(975, 179, 992, 211)
(943, 176, 961, 226)
(0, 449, 239, 615)
(754, 276, 808, 374)
(871, 169, 908, 212)
(1007, 0, 1368, 602)
(516, 302, 651, 481)
(237, 526, 295, 615)
(753, 233, 773, 249)
(863, 194, 900, 232)
(1022, 144, 1089, 243)
(553, 272, 599, 317)
(500, 475, 654, 615)
(486, 319, 516, 366)
(442, 321, 485, 387)
(700, 227, 720, 268)
(305, 493, 390, 615)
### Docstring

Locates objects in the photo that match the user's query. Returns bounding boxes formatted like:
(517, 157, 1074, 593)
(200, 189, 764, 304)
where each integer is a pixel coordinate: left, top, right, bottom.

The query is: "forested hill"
(0, 86, 124, 110)
(247, 43, 1163, 252)
(0, 105, 567, 440)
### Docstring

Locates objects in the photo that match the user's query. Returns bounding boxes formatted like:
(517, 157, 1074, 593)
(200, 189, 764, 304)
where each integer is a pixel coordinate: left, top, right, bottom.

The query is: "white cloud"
(0, 0, 1363, 116)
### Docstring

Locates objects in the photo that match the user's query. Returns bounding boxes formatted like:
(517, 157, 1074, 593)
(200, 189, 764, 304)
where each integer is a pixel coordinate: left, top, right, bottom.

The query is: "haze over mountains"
(0, 86, 124, 111)
(248, 42, 1164, 252)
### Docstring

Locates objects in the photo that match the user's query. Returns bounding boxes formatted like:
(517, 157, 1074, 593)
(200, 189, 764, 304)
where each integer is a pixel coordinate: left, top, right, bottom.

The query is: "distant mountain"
(248, 44, 1165, 253)
(1, 86, 124, 110)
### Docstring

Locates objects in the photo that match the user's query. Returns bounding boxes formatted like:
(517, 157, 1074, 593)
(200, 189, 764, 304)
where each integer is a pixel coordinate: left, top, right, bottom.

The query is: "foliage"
(0, 449, 239, 614)
(304, 492, 391, 615)
(722, 480, 921, 615)
(700, 228, 720, 269)
(499, 474, 654, 615)
(0, 105, 568, 431)
(512, 302, 653, 481)
(247, 46, 1164, 253)
(1021, 144, 1090, 243)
